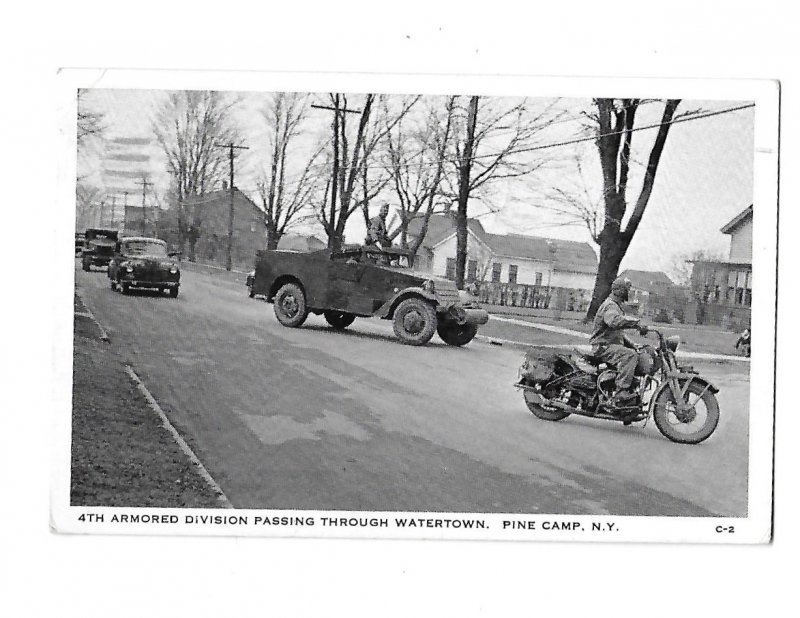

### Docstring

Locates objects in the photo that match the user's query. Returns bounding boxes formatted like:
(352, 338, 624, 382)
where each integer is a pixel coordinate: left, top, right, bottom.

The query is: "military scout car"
(251, 245, 489, 346)
(107, 237, 181, 297)
(81, 228, 119, 271)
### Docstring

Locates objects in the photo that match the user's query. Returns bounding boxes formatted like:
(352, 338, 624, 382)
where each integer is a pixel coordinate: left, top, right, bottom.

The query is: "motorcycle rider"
(590, 276, 648, 406)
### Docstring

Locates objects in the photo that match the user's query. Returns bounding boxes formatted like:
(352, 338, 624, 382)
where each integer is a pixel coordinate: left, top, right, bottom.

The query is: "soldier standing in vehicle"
(366, 203, 392, 249)
(590, 276, 648, 405)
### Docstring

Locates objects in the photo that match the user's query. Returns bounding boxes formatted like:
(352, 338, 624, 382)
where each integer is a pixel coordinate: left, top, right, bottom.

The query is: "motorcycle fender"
(374, 288, 437, 319)
(649, 374, 719, 414)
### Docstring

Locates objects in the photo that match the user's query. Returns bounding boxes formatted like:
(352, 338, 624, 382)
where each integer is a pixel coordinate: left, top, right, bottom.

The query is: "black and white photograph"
(52, 70, 777, 543)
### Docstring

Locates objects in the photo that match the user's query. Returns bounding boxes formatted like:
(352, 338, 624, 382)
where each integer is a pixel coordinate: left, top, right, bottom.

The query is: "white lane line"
(125, 366, 234, 509)
(75, 291, 110, 342)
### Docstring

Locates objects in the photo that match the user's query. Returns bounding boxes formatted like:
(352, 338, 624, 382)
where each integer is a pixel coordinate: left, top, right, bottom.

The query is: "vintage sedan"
(250, 245, 489, 346)
(107, 237, 181, 297)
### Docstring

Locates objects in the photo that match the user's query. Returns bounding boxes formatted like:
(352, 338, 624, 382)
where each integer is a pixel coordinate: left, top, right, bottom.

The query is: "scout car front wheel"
(437, 319, 478, 346)
(324, 310, 356, 329)
(392, 297, 437, 345)
(169, 286, 179, 299)
(273, 282, 309, 327)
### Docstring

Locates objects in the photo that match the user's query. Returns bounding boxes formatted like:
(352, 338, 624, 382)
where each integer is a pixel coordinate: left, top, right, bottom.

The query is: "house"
(619, 269, 687, 319)
(406, 214, 598, 310)
(277, 234, 327, 252)
(619, 269, 674, 307)
(161, 184, 268, 268)
(689, 204, 752, 328)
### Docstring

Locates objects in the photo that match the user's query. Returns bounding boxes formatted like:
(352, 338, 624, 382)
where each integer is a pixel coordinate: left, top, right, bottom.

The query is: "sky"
(77, 89, 754, 277)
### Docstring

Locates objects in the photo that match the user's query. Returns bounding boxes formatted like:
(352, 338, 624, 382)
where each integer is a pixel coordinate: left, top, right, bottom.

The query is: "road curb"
(75, 290, 110, 343)
(125, 366, 234, 509)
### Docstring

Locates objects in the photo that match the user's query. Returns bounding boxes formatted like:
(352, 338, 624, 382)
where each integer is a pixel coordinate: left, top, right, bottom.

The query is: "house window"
(467, 259, 477, 282)
(535, 272, 543, 287)
(491, 263, 502, 283)
(508, 264, 518, 284)
(445, 258, 456, 281)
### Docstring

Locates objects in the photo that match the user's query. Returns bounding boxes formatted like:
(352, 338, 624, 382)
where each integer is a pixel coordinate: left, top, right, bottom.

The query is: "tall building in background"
(101, 137, 157, 235)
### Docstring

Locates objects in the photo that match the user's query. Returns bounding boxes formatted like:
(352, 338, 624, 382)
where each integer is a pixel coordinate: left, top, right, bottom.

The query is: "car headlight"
(421, 279, 435, 292)
(125, 265, 134, 273)
(666, 335, 680, 352)
(170, 266, 178, 274)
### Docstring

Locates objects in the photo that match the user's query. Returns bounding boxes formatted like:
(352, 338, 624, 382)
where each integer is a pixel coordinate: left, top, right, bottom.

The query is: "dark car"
(107, 237, 181, 297)
(251, 245, 489, 346)
(81, 228, 119, 271)
(75, 232, 85, 256)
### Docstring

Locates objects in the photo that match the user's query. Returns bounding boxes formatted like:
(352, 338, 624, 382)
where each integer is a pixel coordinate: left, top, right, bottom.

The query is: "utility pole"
(123, 191, 129, 235)
(136, 178, 153, 237)
(311, 99, 361, 249)
(110, 196, 116, 226)
(214, 142, 249, 271)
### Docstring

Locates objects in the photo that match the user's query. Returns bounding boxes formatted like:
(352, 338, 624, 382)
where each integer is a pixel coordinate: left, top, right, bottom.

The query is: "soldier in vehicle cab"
(366, 203, 392, 249)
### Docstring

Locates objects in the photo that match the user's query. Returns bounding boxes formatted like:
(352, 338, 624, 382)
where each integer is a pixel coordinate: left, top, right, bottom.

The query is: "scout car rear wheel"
(82, 258, 91, 272)
(169, 286, 179, 299)
(324, 310, 356, 330)
(392, 297, 437, 345)
(110, 279, 117, 291)
(274, 282, 308, 327)
(437, 319, 478, 346)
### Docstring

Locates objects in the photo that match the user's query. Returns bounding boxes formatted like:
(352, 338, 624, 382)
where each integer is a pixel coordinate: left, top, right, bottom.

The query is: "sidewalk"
(488, 315, 750, 363)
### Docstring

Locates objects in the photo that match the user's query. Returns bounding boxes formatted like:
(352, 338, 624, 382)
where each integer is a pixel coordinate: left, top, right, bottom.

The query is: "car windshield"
(123, 240, 167, 257)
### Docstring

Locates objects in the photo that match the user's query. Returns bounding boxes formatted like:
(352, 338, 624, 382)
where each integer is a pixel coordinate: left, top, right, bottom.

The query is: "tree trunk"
(455, 96, 478, 290)
(585, 233, 628, 320)
(265, 222, 280, 250)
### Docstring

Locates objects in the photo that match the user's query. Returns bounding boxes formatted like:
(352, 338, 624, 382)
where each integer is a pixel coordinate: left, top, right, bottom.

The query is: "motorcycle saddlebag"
(521, 349, 559, 383)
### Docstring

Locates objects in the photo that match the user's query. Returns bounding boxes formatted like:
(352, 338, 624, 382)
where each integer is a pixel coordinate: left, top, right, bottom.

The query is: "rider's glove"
(638, 324, 649, 336)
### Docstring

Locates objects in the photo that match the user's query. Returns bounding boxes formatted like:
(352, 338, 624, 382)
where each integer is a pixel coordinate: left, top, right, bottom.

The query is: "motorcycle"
(514, 328, 720, 444)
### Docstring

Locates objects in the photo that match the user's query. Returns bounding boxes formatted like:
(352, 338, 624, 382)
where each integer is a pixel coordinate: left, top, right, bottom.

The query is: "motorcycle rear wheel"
(523, 390, 570, 421)
(653, 381, 720, 444)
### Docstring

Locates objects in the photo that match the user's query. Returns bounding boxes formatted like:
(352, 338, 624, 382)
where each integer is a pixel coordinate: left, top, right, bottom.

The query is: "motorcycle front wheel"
(523, 390, 570, 421)
(652, 381, 720, 444)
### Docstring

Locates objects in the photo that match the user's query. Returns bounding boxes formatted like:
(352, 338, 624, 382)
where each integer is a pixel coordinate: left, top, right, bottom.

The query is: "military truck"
(250, 245, 489, 346)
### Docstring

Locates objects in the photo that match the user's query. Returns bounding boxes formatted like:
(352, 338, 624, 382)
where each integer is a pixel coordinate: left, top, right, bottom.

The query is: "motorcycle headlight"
(421, 279, 435, 292)
(666, 335, 680, 352)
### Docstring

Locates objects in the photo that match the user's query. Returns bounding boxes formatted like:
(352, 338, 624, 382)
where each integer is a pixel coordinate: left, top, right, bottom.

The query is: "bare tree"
(152, 90, 241, 261)
(581, 98, 681, 319)
(257, 93, 326, 249)
(382, 96, 456, 253)
(669, 248, 726, 286)
(76, 182, 102, 229)
(77, 89, 104, 145)
(314, 93, 419, 250)
(448, 96, 564, 288)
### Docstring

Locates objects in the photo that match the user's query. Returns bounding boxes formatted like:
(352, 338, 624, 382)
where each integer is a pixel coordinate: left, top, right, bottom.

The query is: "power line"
(234, 101, 757, 189)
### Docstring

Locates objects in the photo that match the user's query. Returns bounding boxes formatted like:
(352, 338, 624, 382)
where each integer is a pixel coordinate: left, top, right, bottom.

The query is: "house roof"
(406, 213, 489, 248)
(407, 214, 598, 274)
(619, 269, 675, 292)
(277, 234, 326, 252)
(721, 204, 753, 235)
(183, 188, 264, 218)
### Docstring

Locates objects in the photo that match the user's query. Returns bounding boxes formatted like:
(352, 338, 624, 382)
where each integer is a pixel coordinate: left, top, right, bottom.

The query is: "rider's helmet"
(611, 276, 632, 301)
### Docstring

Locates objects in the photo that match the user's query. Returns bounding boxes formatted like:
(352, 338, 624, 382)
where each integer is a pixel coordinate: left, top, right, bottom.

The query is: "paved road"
(74, 264, 750, 516)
